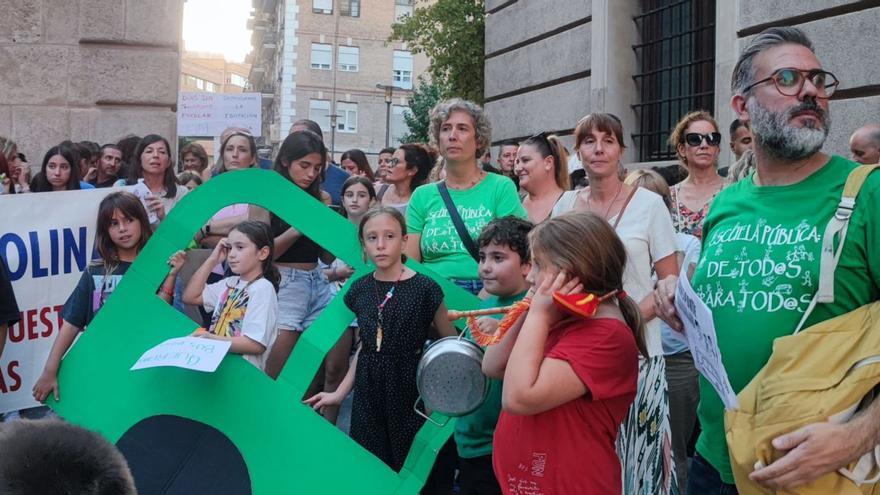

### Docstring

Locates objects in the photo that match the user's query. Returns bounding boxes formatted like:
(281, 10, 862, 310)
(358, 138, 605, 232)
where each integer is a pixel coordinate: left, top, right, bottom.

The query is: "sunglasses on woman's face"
(684, 132, 722, 147)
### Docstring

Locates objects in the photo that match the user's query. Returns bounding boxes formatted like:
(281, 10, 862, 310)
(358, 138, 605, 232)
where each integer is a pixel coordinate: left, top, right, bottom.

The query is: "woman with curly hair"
(404, 99, 525, 295)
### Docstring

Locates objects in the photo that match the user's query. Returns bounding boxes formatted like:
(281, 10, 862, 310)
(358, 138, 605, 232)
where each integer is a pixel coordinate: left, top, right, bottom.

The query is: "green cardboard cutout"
(51, 169, 481, 493)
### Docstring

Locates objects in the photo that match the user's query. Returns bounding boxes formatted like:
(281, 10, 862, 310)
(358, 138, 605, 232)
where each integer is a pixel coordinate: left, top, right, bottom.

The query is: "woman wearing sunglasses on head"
(667, 111, 726, 240)
(378, 143, 435, 216)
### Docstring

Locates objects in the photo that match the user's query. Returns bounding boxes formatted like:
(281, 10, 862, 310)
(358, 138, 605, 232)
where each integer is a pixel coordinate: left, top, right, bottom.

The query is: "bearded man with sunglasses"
(655, 26, 880, 493)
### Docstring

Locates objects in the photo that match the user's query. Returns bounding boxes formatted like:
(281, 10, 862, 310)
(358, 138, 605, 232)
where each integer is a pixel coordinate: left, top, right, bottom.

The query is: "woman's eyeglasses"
(388, 157, 402, 167)
(683, 132, 722, 147)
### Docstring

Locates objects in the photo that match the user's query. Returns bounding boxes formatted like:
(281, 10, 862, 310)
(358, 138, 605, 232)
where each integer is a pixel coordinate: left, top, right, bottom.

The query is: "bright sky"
(182, 0, 253, 63)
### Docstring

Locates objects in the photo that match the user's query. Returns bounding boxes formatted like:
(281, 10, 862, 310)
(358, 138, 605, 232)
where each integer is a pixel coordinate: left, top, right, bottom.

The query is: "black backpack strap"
(437, 182, 480, 262)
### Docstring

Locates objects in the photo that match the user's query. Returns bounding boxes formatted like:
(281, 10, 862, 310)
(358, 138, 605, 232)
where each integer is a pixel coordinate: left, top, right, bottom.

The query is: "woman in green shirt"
(405, 98, 525, 294)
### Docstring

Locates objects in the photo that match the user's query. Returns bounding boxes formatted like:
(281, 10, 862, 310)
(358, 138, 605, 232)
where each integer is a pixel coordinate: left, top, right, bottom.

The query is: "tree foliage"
(391, 0, 485, 104)
(400, 76, 443, 143)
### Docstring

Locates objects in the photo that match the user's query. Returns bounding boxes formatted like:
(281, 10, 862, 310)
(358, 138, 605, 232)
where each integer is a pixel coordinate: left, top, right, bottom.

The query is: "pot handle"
(413, 397, 450, 427)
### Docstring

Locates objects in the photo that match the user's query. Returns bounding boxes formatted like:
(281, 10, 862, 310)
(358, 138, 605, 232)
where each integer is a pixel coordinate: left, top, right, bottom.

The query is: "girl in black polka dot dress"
(305, 206, 456, 471)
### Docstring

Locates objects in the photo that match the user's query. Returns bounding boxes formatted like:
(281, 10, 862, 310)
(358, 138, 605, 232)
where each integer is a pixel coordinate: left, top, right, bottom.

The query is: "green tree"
(391, 0, 485, 104)
(400, 76, 443, 143)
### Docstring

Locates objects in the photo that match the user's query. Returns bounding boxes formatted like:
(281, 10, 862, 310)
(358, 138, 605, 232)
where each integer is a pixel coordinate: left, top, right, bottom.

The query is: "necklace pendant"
(376, 325, 383, 352)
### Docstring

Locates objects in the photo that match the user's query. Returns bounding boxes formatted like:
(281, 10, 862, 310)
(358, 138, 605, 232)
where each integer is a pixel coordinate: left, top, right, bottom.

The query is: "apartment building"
(180, 52, 251, 94)
(248, 0, 428, 159)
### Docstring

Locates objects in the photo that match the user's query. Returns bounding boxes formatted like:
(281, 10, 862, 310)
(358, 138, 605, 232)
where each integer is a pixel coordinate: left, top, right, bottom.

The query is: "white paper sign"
(177, 92, 262, 137)
(675, 275, 740, 410)
(131, 337, 231, 373)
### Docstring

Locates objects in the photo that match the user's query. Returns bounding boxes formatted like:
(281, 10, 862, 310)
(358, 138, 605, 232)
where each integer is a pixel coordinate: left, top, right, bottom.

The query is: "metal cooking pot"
(415, 335, 489, 426)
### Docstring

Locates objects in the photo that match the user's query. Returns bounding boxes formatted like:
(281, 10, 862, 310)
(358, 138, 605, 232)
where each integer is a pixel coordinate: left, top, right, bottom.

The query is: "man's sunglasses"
(683, 132, 722, 147)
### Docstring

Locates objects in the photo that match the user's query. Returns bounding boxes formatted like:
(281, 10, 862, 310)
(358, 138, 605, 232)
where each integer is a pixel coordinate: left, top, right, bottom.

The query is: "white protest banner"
(675, 274, 740, 410)
(131, 336, 231, 373)
(0, 188, 116, 414)
(177, 92, 262, 137)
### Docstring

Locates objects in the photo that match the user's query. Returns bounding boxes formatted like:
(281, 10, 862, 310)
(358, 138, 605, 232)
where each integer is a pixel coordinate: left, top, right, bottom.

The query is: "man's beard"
(746, 97, 830, 161)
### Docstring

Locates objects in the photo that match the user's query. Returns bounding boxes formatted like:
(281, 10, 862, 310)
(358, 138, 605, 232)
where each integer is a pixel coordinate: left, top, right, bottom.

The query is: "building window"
(195, 78, 205, 90)
(185, 74, 198, 87)
(632, 0, 716, 162)
(310, 43, 332, 70)
(337, 102, 357, 133)
(229, 74, 248, 87)
(391, 105, 410, 145)
(340, 0, 360, 17)
(309, 99, 331, 131)
(338, 46, 359, 72)
(395, 0, 413, 20)
(205, 81, 216, 92)
(392, 50, 413, 90)
(313, 0, 332, 14)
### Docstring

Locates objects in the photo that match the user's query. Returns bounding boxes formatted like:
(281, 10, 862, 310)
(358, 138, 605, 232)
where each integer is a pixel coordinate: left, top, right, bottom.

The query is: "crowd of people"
(1, 26, 880, 494)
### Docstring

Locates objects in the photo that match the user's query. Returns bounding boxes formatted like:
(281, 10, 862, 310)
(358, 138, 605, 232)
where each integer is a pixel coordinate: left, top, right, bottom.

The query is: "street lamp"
(376, 83, 404, 148)
(329, 113, 340, 160)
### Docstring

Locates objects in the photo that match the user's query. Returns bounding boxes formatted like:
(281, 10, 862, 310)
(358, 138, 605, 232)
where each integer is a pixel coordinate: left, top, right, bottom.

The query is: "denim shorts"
(277, 265, 333, 332)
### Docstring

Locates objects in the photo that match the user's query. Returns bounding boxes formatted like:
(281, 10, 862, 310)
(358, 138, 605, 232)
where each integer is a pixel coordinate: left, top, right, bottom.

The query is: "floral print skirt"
(617, 355, 679, 494)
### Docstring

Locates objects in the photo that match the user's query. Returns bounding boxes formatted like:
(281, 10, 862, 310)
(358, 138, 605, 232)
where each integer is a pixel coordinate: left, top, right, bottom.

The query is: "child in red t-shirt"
(484, 211, 647, 494)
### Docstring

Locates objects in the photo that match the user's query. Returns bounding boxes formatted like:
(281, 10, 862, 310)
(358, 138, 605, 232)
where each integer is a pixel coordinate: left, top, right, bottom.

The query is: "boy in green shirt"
(455, 216, 533, 495)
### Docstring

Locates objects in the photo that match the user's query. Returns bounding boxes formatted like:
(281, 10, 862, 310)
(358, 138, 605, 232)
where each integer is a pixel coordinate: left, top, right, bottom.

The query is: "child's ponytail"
(522, 132, 570, 190)
(617, 292, 648, 357)
(264, 264, 281, 292)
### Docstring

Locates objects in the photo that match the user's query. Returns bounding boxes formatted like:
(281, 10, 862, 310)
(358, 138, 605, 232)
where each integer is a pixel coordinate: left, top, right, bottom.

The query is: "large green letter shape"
(51, 169, 481, 494)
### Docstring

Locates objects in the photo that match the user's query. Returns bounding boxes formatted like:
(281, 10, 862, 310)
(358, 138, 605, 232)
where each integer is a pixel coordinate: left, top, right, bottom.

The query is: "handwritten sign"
(131, 336, 232, 373)
(675, 274, 739, 410)
(177, 92, 261, 137)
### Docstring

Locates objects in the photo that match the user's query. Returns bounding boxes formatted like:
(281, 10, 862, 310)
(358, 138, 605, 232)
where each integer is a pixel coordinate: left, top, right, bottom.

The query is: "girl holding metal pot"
(303, 207, 456, 472)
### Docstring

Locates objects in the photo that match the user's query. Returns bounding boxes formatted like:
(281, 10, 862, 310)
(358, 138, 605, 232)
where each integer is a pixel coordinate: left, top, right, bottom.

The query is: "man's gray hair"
(429, 98, 492, 158)
(731, 27, 815, 94)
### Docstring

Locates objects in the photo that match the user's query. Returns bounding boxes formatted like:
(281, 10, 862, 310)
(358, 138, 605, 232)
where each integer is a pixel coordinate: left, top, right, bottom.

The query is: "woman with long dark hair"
(259, 130, 336, 380)
(378, 143, 434, 215)
(340, 148, 374, 181)
(30, 143, 82, 193)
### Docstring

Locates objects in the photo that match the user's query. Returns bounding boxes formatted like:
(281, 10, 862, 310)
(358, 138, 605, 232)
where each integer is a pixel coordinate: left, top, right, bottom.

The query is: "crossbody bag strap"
(794, 164, 880, 334)
(612, 186, 639, 230)
(377, 184, 390, 201)
(437, 182, 480, 262)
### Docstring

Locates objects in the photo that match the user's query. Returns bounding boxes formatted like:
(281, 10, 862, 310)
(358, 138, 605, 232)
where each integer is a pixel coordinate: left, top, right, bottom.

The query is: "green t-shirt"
(454, 290, 528, 459)
(692, 156, 880, 483)
(407, 174, 526, 279)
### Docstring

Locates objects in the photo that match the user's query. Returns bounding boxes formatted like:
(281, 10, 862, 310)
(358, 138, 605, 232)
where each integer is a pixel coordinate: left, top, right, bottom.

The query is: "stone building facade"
(0, 0, 182, 163)
(484, 0, 880, 168)
(248, 0, 428, 160)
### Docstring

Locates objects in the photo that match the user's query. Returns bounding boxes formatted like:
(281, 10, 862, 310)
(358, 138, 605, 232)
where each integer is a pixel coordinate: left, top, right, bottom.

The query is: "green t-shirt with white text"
(692, 156, 880, 483)
(407, 174, 525, 280)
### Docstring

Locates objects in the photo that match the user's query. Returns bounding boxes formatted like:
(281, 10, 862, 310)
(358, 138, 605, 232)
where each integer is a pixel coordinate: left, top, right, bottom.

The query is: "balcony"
(249, 65, 266, 87)
(261, 32, 277, 57)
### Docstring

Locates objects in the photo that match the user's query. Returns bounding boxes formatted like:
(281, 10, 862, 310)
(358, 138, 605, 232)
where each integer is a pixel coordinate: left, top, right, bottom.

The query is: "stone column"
(0, 0, 182, 164)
